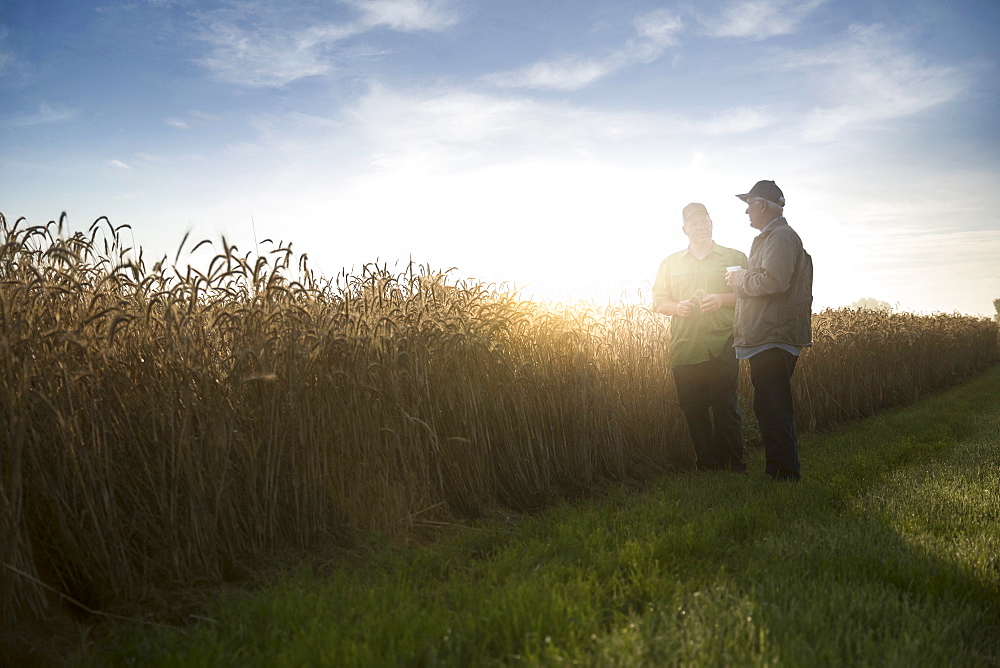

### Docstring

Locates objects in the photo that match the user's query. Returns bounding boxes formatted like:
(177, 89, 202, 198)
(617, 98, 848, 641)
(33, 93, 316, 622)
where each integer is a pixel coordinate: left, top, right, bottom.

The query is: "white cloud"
(2, 103, 77, 128)
(194, 0, 460, 87)
(346, 0, 461, 32)
(701, 107, 772, 134)
(236, 84, 775, 180)
(634, 9, 685, 47)
(189, 110, 222, 121)
(344, 85, 633, 170)
(135, 153, 176, 165)
(486, 57, 623, 92)
(107, 159, 132, 170)
(165, 118, 191, 130)
(704, 0, 827, 40)
(195, 9, 340, 87)
(342, 84, 770, 171)
(792, 24, 968, 141)
(487, 9, 682, 91)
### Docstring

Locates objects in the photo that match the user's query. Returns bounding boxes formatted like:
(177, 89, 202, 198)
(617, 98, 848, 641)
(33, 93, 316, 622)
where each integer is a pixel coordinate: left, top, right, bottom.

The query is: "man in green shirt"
(652, 202, 748, 472)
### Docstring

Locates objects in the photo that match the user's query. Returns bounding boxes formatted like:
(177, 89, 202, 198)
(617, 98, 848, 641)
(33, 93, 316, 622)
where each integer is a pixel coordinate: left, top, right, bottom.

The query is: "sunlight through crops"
(1, 213, 997, 629)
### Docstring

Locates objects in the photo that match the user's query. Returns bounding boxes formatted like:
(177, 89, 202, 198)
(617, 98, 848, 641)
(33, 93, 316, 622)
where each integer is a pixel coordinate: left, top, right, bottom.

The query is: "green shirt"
(652, 242, 748, 368)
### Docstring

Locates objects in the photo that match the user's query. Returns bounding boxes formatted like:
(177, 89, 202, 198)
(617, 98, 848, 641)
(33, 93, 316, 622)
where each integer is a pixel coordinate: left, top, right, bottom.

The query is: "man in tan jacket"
(726, 180, 813, 482)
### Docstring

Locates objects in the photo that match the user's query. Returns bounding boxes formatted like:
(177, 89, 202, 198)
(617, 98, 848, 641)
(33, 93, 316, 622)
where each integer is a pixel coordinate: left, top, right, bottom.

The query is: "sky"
(2, 0, 999, 316)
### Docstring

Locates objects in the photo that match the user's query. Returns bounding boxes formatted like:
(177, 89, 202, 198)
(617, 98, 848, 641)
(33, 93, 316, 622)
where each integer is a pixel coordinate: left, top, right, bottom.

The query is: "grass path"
(79, 367, 1000, 666)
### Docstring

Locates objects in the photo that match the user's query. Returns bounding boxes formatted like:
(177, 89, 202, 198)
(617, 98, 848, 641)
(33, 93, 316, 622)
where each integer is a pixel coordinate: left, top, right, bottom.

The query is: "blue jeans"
(748, 347, 800, 478)
(672, 337, 745, 472)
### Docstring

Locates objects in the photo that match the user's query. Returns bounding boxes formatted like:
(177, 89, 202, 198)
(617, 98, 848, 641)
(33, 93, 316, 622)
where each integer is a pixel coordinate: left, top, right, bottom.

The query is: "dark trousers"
(672, 338, 745, 472)
(748, 347, 801, 478)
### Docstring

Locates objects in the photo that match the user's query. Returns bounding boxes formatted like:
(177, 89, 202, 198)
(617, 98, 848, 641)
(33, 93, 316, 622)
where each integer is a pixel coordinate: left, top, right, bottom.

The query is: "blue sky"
(2, 0, 999, 315)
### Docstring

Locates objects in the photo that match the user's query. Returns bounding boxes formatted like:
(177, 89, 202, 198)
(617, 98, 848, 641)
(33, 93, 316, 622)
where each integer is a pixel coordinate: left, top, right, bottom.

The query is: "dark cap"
(682, 202, 708, 222)
(736, 180, 785, 206)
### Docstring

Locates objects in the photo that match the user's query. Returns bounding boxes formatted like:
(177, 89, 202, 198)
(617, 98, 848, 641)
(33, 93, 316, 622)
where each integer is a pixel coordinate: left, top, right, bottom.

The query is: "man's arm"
(735, 233, 799, 298)
(652, 258, 682, 316)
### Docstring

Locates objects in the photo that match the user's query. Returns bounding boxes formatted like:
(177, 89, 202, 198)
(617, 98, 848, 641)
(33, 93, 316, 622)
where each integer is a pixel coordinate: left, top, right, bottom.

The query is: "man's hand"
(675, 299, 697, 317)
(725, 268, 747, 288)
(699, 293, 722, 313)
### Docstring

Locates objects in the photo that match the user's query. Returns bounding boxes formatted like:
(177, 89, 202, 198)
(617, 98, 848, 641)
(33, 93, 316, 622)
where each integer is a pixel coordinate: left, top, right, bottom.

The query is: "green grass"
(75, 367, 1000, 666)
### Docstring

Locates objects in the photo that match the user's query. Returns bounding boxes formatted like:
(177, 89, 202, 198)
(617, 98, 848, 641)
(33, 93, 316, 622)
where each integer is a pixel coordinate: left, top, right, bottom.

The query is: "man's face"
(683, 212, 713, 244)
(745, 197, 768, 230)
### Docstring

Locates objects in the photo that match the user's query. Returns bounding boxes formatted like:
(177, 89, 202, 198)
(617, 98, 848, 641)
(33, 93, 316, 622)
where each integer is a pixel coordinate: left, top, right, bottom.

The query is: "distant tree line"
(850, 298, 1000, 319)
(849, 297, 894, 311)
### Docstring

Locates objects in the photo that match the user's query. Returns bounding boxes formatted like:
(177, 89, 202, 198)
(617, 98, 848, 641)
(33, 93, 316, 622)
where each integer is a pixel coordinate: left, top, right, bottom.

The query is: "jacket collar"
(758, 217, 787, 237)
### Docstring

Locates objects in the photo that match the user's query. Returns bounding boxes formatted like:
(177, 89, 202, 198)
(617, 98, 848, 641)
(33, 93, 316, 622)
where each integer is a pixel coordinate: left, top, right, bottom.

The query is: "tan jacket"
(732, 218, 813, 348)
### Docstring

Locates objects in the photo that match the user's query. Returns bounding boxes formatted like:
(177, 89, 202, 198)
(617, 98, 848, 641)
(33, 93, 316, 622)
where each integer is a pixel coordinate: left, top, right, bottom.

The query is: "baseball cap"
(682, 202, 708, 222)
(736, 180, 785, 206)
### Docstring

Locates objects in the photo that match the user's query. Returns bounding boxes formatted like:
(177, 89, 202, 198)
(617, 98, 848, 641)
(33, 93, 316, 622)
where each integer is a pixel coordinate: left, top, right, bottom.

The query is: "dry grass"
(1, 213, 997, 631)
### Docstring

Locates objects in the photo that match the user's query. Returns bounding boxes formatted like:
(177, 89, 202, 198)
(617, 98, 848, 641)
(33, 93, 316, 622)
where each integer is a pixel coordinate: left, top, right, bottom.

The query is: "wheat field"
(2, 213, 997, 630)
